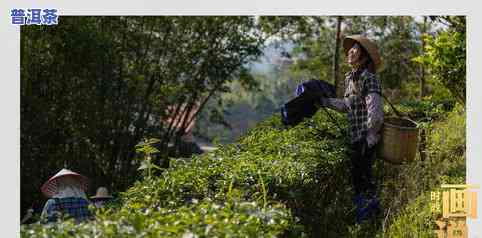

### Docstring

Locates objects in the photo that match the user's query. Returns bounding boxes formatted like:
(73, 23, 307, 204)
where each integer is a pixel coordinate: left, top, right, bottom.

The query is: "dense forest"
(21, 16, 465, 237)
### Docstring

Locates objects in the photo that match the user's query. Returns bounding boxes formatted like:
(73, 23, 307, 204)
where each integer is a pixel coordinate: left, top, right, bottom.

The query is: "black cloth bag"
(281, 79, 336, 126)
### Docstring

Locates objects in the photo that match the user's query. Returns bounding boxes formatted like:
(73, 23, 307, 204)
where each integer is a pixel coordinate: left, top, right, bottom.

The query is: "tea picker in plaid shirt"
(320, 35, 384, 224)
(40, 169, 93, 223)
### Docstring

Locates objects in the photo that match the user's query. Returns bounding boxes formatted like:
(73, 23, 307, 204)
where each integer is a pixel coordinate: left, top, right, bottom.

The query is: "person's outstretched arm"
(320, 97, 349, 113)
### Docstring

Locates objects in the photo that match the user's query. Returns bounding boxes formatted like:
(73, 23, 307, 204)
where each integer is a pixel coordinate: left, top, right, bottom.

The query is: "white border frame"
(3, 1, 480, 237)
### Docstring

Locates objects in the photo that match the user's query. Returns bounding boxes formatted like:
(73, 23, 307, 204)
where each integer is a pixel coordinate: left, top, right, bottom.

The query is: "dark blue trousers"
(350, 139, 377, 195)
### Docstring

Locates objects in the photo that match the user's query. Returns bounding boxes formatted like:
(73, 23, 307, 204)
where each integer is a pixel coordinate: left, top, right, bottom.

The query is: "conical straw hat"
(40, 169, 89, 198)
(343, 35, 382, 72)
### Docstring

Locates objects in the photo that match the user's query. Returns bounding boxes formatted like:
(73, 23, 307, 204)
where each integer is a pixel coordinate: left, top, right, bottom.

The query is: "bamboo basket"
(378, 117, 419, 164)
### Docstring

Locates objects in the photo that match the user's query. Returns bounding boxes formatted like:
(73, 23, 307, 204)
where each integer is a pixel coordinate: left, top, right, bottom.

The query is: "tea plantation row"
(21, 102, 465, 237)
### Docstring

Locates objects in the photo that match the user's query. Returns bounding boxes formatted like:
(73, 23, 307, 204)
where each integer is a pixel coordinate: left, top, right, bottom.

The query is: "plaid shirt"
(344, 70, 382, 143)
(43, 197, 92, 223)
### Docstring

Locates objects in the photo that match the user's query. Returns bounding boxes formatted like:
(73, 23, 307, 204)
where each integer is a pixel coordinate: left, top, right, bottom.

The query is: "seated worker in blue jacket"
(320, 35, 384, 224)
(40, 168, 92, 223)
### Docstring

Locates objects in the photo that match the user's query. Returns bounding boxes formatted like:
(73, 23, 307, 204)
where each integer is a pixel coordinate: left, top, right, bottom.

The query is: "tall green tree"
(21, 16, 264, 214)
(414, 16, 466, 104)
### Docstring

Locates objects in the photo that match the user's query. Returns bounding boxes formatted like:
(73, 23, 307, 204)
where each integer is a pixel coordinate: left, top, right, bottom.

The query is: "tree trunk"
(419, 16, 427, 100)
(418, 17, 428, 161)
(333, 16, 343, 97)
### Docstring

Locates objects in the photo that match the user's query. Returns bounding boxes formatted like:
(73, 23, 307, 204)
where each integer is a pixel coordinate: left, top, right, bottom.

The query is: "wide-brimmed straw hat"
(91, 187, 113, 200)
(41, 168, 89, 198)
(343, 35, 382, 72)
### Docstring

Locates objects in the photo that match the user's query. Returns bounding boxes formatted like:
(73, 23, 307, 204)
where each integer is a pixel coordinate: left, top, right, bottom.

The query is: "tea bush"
(21, 104, 465, 237)
(22, 199, 295, 237)
(22, 110, 351, 237)
(426, 104, 465, 163)
(383, 193, 435, 238)
(384, 99, 455, 121)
